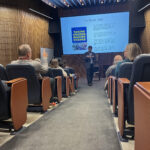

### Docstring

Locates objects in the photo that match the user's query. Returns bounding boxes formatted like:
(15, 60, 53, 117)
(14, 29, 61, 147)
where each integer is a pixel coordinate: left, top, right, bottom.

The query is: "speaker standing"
(84, 46, 96, 86)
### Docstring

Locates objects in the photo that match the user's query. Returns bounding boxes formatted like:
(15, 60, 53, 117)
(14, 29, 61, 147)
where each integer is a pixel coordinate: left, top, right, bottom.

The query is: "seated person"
(11, 44, 55, 102)
(50, 58, 67, 77)
(62, 60, 78, 89)
(62, 60, 77, 78)
(104, 55, 123, 90)
(115, 43, 142, 77)
(50, 59, 74, 93)
(105, 55, 123, 78)
(11, 44, 48, 78)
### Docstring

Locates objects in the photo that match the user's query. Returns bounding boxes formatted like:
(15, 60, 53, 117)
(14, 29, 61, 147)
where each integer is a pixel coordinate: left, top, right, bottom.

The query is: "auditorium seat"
(107, 77, 111, 99)
(108, 76, 114, 105)
(67, 68, 75, 74)
(6, 65, 51, 112)
(43, 68, 64, 100)
(93, 66, 101, 81)
(0, 78, 28, 131)
(108, 67, 117, 112)
(109, 62, 133, 116)
(51, 68, 69, 98)
(134, 82, 150, 150)
(108, 67, 116, 104)
(112, 76, 117, 115)
(112, 62, 133, 116)
(66, 67, 79, 89)
(117, 54, 150, 139)
(42, 67, 54, 78)
(0, 65, 8, 80)
(64, 68, 75, 93)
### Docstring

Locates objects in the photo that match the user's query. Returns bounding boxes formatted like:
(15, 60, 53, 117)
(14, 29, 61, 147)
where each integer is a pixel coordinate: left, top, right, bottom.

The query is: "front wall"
(59, 4, 127, 78)
(63, 52, 123, 78)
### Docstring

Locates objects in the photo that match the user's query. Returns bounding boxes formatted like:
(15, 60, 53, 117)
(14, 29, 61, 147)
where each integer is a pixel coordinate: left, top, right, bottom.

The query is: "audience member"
(105, 55, 123, 78)
(104, 55, 123, 91)
(50, 58, 67, 77)
(11, 44, 55, 102)
(11, 44, 48, 79)
(61, 59, 78, 90)
(50, 58, 76, 93)
(115, 43, 142, 77)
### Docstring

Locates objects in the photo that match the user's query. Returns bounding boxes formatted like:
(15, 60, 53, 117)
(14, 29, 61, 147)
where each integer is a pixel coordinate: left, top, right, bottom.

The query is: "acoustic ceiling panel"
(41, 0, 128, 8)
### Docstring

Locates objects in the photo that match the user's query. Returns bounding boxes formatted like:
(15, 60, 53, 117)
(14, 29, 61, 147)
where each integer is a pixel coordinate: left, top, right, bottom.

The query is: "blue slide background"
(60, 12, 129, 55)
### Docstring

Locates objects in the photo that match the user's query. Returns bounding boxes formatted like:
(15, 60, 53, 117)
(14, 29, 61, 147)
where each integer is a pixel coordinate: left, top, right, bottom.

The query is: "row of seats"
(0, 64, 79, 132)
(107, 54, 150, 150)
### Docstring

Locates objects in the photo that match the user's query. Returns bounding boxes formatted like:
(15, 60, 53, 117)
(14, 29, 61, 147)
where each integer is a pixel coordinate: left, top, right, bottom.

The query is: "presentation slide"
(60, 12, 129, 55)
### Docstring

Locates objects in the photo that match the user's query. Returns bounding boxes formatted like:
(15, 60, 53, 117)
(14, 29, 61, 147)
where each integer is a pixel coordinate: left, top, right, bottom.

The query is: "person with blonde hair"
(126, 43, 142, 61)
(115, 43, 142, 77)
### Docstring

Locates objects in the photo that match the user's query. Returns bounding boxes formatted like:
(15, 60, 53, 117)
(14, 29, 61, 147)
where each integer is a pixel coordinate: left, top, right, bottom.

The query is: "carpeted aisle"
(1, 79, 121, 150)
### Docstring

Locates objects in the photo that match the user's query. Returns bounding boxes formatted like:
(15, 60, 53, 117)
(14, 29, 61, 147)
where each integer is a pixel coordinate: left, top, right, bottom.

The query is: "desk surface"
(118, 78, 130, 84)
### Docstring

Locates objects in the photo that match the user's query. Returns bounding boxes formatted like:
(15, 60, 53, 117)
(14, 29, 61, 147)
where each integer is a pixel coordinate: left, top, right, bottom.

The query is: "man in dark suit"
(84, 46, 96, 86)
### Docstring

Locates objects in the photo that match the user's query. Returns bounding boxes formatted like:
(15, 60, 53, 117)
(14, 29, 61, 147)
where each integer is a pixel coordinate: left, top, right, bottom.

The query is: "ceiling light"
(29, 8, 53, 19)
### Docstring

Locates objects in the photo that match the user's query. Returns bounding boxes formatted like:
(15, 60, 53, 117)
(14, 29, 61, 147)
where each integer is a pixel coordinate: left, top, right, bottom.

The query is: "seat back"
(51, 68, 65, 93)
(0, 80, 11, 120)
(128, 54, 150, 124)
(68, 68, 75, 74)
(118, 62, 133, 79)
(42, 68, 54, 78)
(6, 64, 41, 104)
(110, 67, 116, 76)
(51, 68, 63, 78)
(0, 65, 8, 80)
(64, 69, 70, 76)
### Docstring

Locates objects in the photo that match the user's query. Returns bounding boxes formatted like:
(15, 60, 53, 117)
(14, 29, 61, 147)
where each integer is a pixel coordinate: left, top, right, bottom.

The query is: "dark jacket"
(84, 52, 96, 69)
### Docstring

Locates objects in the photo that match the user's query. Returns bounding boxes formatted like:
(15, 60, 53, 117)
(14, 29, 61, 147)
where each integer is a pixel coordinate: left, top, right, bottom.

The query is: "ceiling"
(42, 0, 128, 8)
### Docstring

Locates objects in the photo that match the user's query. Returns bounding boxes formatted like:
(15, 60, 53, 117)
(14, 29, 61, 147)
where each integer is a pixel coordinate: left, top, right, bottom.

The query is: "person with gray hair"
(104, 55, 123, 91)
(11, 44, 56, 102)
(11, 44, 48, 79)
(105, 55, 123, 78)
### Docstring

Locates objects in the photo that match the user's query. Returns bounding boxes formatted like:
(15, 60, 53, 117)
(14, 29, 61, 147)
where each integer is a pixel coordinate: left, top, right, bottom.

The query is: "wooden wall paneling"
(19, 11, 54, 59)
(140, 9, 150, 53)
(62, 54, 86, 78)
(0, 6, 54, 66)
(0, 7, 19, 65)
